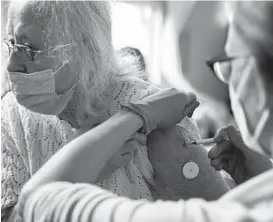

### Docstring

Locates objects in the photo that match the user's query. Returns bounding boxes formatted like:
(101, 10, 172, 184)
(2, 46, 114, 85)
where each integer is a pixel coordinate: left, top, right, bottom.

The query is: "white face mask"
(229, 61, 272, 157)
(8, 68, 76, 115)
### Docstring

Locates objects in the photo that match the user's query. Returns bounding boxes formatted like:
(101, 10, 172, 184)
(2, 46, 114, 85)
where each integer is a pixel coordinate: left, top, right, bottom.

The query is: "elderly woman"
(16, 1, 273, 222)
(2, 1, 229, 221)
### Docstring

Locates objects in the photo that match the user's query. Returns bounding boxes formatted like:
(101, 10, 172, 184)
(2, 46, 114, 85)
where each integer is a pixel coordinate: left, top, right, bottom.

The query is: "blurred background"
(1, 1, 238, 139)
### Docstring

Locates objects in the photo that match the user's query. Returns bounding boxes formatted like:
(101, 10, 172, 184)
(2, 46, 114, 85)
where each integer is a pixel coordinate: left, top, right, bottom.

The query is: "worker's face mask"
(229, 58, 272, 157)
(8, 65, 77, 116)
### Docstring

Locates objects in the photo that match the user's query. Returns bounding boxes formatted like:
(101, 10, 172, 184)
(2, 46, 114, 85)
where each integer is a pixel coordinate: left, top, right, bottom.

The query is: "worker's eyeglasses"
(2, 40, 77, 63)
(206, 54, 251, 84)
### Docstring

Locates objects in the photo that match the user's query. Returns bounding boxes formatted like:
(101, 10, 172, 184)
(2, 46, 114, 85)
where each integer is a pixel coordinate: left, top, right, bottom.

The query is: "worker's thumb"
(185, 100, 200, 118)
(226, 125, 249, 152)
(130, 133, 147, 145)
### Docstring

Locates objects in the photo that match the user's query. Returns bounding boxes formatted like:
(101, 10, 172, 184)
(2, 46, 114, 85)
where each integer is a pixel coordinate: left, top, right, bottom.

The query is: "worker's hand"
(122, 88, 200, 134)
(95, 132, 146, 182)
(208, 125, 273, 185)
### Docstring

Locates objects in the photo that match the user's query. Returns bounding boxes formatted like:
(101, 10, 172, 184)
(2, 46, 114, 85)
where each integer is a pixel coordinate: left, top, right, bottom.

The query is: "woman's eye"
(23, 43, 34, 50)
(8, 38, 15, 46)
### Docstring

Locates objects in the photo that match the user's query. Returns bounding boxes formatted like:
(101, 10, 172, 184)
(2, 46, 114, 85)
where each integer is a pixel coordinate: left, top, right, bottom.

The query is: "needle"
(186, 138, 216, 145)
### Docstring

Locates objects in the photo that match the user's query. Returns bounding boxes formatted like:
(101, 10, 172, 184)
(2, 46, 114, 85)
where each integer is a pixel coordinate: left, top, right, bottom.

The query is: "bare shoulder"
(147, 125, 229, 201)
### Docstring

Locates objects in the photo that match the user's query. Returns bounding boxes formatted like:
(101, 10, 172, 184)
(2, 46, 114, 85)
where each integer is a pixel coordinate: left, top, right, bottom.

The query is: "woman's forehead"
(7, 1, 47, 47)
(8, 1, 45, 34)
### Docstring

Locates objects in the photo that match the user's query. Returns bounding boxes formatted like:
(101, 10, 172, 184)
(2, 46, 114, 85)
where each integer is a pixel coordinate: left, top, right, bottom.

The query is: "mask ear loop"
(52, 59, 71, 76)
(237, 59, 270, 143)
(234, 58, 253, 97)
(253, 109, 270, 141)
(51, 43, 78, 75)
(253, 108, 272, 156)
(52, 50, 80, 89)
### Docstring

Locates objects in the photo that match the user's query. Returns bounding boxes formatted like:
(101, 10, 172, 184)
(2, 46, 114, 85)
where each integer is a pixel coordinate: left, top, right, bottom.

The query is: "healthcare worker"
(16, 1, 273, 222)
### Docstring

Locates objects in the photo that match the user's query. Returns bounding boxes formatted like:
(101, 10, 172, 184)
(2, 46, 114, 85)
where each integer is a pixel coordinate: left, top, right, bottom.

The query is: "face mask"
(8, 69, 76, 115)
(229, 61, 272, 156)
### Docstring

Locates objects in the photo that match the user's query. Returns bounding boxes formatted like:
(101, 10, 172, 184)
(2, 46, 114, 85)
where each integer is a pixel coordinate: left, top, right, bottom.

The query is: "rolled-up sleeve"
(21, 182, 272, 222)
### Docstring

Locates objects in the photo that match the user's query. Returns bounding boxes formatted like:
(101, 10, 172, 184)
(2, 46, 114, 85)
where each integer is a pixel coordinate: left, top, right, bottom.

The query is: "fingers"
(214, 125, 248, 150)
(210, 153, 230, 166)
(186, 92, 197, 103)
(210, 158, 226, 171)
(208, 140, 231, 159)
(210, 153, 230, 171)
(209, 140, 231, 172)
(185, 100, 200, 117)
(121, 139, 138, 152)
(182, 92, 199, 118)
(215, 162, 225, 171)
(129, 133, 147, 145)
(213, 126, 229, 143)
(226, 125, 248, 152)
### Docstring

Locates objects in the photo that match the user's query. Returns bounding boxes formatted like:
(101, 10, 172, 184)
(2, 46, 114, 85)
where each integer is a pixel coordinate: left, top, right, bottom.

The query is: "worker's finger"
(210, 153, 230, 167)
(119, 139, 138, 157)
(215, 162, 225, 171)
(226, 125, 249, 152)
(187, 92, 197, 104)
(185, 100, 200, 118)
(210, 158, 222, 168)
(130, 133, 147, 145)
(210, 152, 231, 161)
(213, 126, 229, 143)
(208, 140, 231, 159)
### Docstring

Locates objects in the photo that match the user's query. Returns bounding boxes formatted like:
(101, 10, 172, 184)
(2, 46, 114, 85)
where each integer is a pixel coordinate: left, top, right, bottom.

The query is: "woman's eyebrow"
(16, 26, 39, 45)
(16, 26, 32, 39)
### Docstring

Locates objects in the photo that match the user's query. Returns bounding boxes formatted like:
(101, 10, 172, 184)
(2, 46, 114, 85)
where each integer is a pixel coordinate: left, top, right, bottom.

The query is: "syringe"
(186, 138, 216, 145)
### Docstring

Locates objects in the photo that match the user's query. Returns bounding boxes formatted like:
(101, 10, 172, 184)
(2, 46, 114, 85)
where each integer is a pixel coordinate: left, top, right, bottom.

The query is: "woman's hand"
(95, 132, 147, 182)
(208, 125, 273, 185)
(122, 88, 200, 134)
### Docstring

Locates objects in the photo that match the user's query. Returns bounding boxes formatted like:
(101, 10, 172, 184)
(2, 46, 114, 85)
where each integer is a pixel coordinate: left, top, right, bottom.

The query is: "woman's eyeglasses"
(2, 40, 77, 63)
(2, 40, 46, 63)
(206, 54, 250, 84)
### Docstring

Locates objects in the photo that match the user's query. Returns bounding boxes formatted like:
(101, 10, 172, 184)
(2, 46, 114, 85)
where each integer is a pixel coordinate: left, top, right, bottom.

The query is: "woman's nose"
(6, 52, 26, 73)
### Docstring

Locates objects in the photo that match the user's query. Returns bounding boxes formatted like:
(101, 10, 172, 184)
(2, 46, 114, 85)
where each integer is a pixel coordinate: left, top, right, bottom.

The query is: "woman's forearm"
(21, 109, 143, 197)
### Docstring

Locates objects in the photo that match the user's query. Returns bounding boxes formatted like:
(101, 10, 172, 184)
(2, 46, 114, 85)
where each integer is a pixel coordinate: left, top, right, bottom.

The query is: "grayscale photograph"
(1, 1, 272, 221)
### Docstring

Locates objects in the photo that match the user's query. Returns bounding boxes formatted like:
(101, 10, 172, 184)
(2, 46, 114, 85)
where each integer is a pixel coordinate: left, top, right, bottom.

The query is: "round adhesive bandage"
(182, 161, 199, 179)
